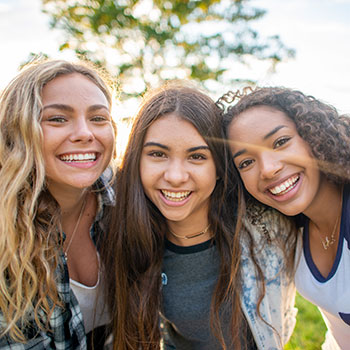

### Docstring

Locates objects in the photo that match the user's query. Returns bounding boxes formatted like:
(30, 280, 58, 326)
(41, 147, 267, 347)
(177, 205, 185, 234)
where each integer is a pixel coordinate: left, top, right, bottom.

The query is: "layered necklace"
(168, 224, 211, 240)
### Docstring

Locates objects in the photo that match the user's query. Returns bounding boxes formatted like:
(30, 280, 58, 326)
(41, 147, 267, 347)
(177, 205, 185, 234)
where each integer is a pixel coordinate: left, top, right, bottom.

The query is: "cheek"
(308, 166, 321, 193)
(41, 133, 58, 163)
(41, 128, 55, 152)
(139, 160, 154, 191)
(197, 161, 217, 190)
(101, 128, 116, 153)
(208, 167, 218, 191)
(41, 127, 68, 160)
(239, 172, 256, 192)
(238, 172, 268, 203)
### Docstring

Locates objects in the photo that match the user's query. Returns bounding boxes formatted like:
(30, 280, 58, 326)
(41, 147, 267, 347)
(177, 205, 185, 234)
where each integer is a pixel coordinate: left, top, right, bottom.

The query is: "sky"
(1, 0, 350, 117)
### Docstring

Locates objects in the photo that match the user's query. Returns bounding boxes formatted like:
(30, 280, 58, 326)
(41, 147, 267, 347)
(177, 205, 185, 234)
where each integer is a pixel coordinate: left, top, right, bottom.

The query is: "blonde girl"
(0, 59, 116, 349)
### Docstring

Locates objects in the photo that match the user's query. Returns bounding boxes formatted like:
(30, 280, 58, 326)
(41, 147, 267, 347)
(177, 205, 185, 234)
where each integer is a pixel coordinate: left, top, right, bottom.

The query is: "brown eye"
(237, 159, 254, 170)
(274, 137, 290, 149)
(189, 153, 206, 161)
(149, 151, 166, 158)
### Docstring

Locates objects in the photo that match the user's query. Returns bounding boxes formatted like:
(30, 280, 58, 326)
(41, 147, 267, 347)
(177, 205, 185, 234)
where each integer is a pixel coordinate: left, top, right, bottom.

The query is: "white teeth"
(60, 153, 96, 162)
(161, 190, 191, 202)
(269, 175, 299, 195)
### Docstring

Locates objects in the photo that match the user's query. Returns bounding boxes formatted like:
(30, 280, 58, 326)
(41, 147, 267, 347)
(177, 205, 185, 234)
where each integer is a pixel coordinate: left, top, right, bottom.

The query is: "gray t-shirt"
(161, 239, 256, 350)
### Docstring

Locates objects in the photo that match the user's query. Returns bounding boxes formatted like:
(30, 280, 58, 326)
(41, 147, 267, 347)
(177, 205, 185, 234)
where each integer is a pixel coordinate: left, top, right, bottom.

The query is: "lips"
(161, 190, 191, 202)
(59, 152, 97, 162)
(267, 174, 300, 196)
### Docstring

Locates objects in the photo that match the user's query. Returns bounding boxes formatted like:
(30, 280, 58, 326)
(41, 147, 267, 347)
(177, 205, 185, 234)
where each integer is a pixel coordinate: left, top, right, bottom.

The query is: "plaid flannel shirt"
(0, 170, 115, 349)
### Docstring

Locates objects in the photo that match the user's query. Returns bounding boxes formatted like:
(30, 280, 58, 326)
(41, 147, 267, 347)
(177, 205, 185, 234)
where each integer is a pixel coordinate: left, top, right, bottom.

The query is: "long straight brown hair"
(102, 83, 248, 349)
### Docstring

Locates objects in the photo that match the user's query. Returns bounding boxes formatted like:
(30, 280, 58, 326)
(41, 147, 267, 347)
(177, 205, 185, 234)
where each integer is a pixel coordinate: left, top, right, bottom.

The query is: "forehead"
(229, 106, 295, 139)
(41, 73, 108, 107)
(144, 113, 207, 145)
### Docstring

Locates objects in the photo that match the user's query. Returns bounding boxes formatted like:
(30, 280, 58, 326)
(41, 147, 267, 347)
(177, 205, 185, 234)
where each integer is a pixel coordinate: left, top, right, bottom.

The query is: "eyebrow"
(143, 142, 210, 153)
(187, 145, 210, 153)
(232, 149, 246, 159)
(232, 125, 287, 159)
(43, 104, 74, 112)
(143, 142, 170, 150)
(43, 104, 109, 112)
(87, 104, 110, 112)
(263, 125, 286, 140)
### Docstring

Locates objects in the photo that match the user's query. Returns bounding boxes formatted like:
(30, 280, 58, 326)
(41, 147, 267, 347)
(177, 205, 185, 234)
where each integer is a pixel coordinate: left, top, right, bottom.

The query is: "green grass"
(285, 293, 327, 350)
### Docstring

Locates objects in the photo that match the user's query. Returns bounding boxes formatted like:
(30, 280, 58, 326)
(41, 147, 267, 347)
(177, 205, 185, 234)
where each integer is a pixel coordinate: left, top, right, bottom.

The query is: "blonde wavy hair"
(0, 59, 115, 341)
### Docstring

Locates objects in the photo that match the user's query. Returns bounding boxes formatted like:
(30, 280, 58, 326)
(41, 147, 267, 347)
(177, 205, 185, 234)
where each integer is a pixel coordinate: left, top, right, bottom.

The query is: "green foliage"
(19, 52, 50, 70)
(285, 293, 327, 350)
(41, 0, 295, 98)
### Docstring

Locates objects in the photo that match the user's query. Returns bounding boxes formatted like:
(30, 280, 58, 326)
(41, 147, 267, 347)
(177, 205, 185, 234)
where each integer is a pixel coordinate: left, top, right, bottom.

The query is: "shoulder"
(240, 203, 296, 281)
(242, 203, 295, 245)
(239, 203, 297, 347)
(93, 167, 116, 207)
(344, 183, 350, 203)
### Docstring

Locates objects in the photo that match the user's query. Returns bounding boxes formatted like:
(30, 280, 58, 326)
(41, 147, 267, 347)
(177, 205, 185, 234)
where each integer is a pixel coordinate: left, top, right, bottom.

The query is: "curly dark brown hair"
(216, 86, 350, 279)
(219, 86, 350, 184)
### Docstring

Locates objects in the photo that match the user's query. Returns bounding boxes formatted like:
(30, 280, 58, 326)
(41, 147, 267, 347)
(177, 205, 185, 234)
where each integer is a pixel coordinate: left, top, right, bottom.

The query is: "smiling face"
(140, 114, 217, 232)
(228, 105, 322, 216)
(41, 73, 115, 196)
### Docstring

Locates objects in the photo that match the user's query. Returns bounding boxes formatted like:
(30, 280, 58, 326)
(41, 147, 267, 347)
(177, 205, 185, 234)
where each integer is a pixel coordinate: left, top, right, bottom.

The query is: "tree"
(42, 0, 295, 98)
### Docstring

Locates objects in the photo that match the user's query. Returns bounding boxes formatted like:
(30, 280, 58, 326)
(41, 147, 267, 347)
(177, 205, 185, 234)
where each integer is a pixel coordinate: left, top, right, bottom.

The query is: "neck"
(47, 183, 89, 215)
(47, 185, 91, 236)
(167, 220, 212, 247)
(305, 180, 343, 232)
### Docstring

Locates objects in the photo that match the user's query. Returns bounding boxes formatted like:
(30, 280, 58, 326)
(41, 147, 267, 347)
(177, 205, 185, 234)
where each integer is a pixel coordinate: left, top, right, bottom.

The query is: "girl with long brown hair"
(103, 83, 296, 350)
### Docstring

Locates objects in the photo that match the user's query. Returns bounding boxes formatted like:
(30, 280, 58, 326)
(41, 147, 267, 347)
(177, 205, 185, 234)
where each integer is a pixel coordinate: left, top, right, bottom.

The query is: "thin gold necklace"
(168, 224, 210, 240)
(315, 187, 343, 250)
(64, 195, 87, 261)
(318, 213, 340, 250)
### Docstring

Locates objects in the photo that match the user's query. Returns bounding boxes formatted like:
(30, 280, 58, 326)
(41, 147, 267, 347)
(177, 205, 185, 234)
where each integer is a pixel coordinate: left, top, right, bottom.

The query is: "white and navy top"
(295, 184, 350, 350)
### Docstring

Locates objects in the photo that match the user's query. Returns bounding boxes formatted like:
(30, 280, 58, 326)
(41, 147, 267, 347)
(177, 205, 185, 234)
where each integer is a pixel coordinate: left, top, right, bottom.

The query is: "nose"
(164, 160, 189, 185)
(259, 151, 283, 179)
(69, 117, 94, 143)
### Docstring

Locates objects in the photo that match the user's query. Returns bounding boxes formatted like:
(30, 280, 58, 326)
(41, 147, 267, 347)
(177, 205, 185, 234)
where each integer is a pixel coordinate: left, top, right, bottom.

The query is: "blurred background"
(1, 0, 350, 117)
(1, 0, 347, 348)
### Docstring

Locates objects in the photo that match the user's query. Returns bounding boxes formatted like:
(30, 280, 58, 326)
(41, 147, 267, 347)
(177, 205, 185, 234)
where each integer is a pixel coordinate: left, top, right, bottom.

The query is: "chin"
(273, 205, 303, 217)
(67, 177, 100, 190)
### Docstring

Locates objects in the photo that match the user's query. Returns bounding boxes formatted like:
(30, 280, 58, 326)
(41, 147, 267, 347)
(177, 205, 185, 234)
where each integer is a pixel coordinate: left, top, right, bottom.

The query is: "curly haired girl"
(222, 86, 350, 350)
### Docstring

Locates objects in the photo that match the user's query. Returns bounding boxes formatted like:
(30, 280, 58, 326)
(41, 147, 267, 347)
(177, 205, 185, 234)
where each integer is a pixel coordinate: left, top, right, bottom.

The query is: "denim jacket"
(240, 208, 297, 350)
